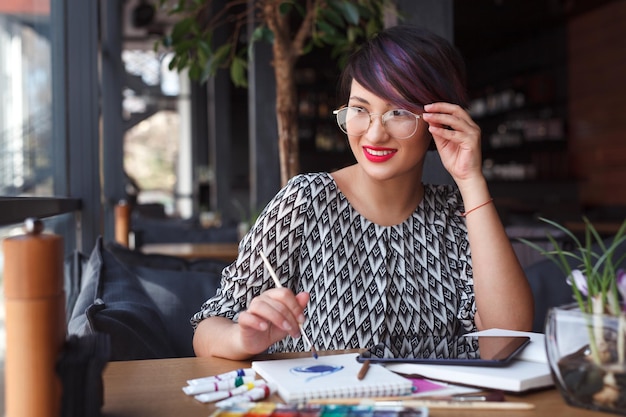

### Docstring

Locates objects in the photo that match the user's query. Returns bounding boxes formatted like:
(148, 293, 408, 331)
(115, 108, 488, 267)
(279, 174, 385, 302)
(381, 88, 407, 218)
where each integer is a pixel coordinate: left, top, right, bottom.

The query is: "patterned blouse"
(191, 172, 477, 358)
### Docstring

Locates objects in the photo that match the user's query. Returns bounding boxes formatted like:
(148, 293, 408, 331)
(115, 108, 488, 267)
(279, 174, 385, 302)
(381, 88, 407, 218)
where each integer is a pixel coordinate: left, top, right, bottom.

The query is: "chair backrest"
(130, 213, 238, 248)
(67, 239, 227, 360)
(524, 235, 626, 333)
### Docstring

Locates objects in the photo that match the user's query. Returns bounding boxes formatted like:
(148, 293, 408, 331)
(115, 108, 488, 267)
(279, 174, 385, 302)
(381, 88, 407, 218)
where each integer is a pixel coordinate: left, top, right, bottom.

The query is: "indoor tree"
(156, 0, 391, 186)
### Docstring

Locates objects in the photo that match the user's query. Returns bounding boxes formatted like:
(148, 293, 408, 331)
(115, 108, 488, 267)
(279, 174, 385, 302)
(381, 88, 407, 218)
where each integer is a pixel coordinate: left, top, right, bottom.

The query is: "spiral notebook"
(251, 352, 413, 404)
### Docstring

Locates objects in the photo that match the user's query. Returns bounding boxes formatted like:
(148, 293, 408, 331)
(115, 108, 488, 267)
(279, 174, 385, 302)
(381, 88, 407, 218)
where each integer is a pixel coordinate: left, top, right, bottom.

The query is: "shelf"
(463, 25, 569, 186)
(483, 139, 566, 154)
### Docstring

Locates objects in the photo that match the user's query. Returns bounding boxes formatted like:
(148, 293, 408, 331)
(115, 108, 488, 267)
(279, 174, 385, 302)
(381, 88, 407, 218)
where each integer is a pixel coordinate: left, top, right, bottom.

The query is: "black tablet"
(356, 335, 531, 367)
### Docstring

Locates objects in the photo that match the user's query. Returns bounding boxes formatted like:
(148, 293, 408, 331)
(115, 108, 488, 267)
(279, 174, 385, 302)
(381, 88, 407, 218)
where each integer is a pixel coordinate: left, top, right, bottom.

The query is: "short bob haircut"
(340, 25, 469, 114)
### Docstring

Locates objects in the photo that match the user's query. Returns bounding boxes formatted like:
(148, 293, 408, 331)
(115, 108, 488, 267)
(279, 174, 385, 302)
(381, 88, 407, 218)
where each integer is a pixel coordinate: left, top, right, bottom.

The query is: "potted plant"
(155, 0, 391, 187)
(521, 217, 626, 414)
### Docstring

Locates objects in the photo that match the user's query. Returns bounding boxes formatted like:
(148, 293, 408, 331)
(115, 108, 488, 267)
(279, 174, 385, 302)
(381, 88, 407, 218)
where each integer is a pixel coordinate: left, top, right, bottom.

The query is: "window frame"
(0, 0, 103, 255)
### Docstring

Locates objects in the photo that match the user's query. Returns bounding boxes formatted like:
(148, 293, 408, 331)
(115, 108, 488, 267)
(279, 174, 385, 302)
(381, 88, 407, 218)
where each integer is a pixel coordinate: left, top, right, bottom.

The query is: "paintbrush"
(259, 251, 318, 359)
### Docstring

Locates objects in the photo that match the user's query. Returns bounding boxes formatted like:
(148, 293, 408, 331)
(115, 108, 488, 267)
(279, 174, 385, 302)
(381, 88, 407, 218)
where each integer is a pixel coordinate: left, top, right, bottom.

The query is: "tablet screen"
(356, 335, 531, 367)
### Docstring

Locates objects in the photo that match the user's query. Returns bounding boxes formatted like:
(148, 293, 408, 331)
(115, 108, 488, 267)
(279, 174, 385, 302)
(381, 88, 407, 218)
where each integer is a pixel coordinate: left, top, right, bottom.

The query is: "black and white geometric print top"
(191, 172, 477, 358)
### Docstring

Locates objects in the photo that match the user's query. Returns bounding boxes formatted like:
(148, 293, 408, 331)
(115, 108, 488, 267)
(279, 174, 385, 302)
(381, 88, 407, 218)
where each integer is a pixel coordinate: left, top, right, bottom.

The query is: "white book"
(251, 352, 413, 404)
(384, 330, 553, 392)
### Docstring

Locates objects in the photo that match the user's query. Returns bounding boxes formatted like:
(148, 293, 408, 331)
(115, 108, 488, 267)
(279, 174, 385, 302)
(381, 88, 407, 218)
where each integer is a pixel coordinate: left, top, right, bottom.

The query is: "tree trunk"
(272, 42, 299, 187)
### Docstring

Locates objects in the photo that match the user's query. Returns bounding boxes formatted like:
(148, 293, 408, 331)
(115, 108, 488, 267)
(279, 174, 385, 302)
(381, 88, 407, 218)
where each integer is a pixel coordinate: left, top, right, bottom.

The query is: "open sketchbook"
(384, 329, 553, 392)
(251, 352, 413, 404)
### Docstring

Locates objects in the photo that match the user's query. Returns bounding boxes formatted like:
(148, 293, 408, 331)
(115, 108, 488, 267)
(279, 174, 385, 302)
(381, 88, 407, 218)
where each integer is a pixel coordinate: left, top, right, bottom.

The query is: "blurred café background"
(0, 0, 624, 407)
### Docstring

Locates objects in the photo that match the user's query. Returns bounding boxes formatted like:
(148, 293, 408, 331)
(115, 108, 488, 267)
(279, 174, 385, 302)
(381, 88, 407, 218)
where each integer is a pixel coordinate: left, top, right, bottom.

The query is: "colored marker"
(194, 380, 267, 403)
(182, 376, 255, 395)
(215, 383, 276, 408)
(187, 368, 256, 385)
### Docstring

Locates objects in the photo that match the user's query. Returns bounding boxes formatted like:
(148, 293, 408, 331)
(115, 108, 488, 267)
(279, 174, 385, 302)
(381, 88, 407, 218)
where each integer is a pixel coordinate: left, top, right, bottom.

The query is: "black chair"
(524, 235, 626, 333)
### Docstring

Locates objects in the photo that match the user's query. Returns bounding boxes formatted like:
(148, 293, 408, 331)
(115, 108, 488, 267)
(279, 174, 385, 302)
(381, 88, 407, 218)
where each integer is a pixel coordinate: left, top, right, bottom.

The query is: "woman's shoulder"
(283, 172, 337, 195)
(422, 184, 463, 214)
(269, 173, 338, 207)
(288, 172, 334, 186)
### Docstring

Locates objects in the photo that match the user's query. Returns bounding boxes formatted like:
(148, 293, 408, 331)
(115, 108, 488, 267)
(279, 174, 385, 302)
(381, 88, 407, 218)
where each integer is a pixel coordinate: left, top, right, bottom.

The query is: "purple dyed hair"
(340, 25, 468, 113)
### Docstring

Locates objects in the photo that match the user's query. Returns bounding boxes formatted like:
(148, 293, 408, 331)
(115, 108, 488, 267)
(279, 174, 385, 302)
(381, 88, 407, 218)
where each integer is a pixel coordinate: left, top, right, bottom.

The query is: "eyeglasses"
(333, 106, 421, 139)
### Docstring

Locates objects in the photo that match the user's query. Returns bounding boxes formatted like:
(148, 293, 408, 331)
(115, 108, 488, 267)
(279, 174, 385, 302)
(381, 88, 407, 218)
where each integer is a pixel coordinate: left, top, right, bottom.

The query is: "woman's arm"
(457, 176, 534, 331)
(193, 316, 250, 359)
(193, 289, 309, 359)
(192, 176, 313, 359)
(423, 102, 534, 331)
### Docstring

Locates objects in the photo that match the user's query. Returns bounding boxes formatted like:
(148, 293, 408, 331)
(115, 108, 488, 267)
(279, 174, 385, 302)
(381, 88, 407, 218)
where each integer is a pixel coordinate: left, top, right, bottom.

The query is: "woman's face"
(345, 80, 431, 182)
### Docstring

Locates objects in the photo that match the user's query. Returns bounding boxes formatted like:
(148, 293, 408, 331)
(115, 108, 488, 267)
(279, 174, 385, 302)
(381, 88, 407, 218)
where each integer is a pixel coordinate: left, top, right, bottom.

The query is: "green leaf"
(196, 48, 208, 65)
(319, 7, 345, 29)
(365, 18, 380, 37)
(249, 26, 274, 62)
(250, 26, 266, 43)
(207, 43, 231, 74)
(538, 217, 582, 248)
(251, 25, 274, 44)
(167, 55, 178, 71)
(301, 41, 314, 55)
(197, 40, 212, 58)
(317, 20, 339, 40)
(173, 40, 194, 56)
(291, 1, 305, 16)
(214, 43, 232, 62)
(338, 1, 360, 25)
(346, 26, 361, 43)
(278, 2, 293, 15)
(199, 61, 212, 83)
(230, 56, 248, 88)
(171, 18, 194, 43)
(264, 26, 275, 43)
(176, 54, 189, 72)
(310, 34, 325, 48)
(189, 64, 202, 81)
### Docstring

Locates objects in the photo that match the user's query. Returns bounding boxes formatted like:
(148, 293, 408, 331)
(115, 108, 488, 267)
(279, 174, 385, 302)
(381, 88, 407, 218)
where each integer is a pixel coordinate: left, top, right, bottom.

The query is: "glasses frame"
(333, 106, 421, 139)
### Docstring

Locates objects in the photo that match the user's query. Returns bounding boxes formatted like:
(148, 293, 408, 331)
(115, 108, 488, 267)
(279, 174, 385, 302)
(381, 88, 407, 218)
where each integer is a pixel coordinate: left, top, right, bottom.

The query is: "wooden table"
(102, 354, 610, 417)
(140, 242, 240, 263)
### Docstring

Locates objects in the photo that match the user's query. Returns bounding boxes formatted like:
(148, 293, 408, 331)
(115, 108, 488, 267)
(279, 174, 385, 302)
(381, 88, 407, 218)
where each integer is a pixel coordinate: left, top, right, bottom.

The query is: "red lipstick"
(362, 146, 396, 163)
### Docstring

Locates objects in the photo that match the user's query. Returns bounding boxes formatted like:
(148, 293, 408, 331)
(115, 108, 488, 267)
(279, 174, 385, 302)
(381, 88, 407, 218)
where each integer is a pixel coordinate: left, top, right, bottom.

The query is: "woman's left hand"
(422, 102, 482, 184)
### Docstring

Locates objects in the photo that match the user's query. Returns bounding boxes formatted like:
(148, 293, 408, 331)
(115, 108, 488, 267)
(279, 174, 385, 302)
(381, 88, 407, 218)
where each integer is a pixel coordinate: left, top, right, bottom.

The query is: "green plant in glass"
(520, 217, 626, 364)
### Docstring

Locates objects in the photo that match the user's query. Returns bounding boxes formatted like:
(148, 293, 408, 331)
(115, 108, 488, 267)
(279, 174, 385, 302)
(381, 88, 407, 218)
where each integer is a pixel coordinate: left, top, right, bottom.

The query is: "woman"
(192, 25, 534, 360)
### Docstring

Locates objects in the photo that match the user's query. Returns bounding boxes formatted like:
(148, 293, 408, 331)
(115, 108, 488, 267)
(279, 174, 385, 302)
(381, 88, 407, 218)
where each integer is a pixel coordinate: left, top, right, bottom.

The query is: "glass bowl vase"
(546, 304, 626, 415)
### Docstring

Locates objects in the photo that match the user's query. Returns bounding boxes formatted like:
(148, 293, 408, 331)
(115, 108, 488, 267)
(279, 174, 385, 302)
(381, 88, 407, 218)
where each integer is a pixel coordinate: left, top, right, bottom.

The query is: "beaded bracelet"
(460, 198, 493, 217)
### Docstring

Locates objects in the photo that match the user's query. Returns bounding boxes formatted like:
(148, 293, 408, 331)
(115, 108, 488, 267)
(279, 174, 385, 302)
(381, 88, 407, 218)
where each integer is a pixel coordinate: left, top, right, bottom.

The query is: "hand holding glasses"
(333, 106, 421, 139)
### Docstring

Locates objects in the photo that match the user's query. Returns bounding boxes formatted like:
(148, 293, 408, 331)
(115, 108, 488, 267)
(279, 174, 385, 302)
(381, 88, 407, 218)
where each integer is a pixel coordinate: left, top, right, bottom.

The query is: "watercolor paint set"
(210, 402, 428, 417)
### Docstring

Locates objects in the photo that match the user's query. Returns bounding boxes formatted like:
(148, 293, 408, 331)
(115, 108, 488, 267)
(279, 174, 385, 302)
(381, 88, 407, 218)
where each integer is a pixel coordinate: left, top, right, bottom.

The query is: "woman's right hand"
(236, 288, 310, 355)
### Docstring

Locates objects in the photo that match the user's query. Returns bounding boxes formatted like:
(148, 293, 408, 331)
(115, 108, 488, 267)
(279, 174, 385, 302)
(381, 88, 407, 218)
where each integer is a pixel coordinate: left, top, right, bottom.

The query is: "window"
(0, 1, 98, 404)
(0, 4, 53, 197)
(122, 50, 182, 215)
